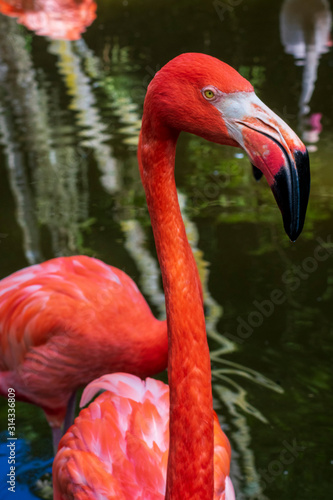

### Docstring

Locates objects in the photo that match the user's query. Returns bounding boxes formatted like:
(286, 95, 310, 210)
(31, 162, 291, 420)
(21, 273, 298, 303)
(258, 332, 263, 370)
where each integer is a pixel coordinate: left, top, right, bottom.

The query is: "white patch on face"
(209, 90, 302, 154)
(215, 91, 256, 120)
(211, 91, 257, 149)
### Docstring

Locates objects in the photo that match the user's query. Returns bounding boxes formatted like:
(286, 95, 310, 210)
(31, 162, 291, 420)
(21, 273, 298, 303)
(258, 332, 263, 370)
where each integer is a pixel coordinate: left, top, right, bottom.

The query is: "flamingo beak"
(221, 93, 310, 241)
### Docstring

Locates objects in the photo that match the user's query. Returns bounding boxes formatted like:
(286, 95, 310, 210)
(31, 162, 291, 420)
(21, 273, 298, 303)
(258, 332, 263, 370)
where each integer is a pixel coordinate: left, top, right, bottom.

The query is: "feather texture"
(53, 373, 232, 500)
(0, 256, 167, 427)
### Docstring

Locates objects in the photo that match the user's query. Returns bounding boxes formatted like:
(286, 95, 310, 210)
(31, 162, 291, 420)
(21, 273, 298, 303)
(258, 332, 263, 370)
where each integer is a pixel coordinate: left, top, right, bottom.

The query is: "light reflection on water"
(280, 0, 332, 151)
(0, 1, 332, 499)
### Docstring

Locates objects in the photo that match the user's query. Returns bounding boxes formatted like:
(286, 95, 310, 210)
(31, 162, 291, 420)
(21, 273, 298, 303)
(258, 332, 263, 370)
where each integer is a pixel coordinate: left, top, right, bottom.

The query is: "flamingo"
(0, 255, 168, 452)
(52, 53, 310, 499)
(0, 0, 96, 40)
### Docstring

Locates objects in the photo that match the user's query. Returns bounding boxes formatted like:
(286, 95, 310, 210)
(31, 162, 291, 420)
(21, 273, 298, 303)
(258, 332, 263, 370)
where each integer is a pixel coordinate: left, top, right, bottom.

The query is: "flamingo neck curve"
(138, 119, 214, 499)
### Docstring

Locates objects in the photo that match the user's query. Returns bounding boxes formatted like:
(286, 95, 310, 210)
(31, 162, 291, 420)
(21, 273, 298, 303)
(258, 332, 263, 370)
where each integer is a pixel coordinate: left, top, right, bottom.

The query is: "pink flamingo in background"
(0, 0, 96, 40)
(53, 53, 310, 499)
(0, 255, 168, 451)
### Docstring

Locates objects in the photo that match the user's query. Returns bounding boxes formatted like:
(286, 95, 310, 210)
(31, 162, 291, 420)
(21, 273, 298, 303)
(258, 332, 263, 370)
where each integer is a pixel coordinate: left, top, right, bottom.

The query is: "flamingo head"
(145, 52, 310, 241)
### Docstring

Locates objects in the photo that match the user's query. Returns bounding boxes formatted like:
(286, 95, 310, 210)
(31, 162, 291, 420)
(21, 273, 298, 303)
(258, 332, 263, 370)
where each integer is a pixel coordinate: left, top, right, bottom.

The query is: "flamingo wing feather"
(53, 373, 232, 499)
(54, 374, 169, 499)
(0, 256, 167, 427)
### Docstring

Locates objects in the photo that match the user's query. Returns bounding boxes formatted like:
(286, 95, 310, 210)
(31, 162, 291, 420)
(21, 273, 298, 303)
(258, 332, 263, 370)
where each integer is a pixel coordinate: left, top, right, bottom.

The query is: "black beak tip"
(272, 149, 310, 242)
(285, 222, 302, 243)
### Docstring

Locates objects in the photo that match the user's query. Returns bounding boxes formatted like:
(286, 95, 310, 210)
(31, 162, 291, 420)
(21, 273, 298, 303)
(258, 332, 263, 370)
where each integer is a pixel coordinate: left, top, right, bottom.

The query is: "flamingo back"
(0, 256, 167, 426)
(53, 373, 232, 499)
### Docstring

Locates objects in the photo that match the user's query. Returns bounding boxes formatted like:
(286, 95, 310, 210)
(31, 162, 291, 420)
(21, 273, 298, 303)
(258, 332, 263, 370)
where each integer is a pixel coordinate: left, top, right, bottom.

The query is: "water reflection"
(0, 15, 91, 258)
(0, 107, 43, 265)
(280, 0, 332, 151)
(0, 0, 96, 40)
(0, 14, 43, 264)
(49, 38, 120, 192)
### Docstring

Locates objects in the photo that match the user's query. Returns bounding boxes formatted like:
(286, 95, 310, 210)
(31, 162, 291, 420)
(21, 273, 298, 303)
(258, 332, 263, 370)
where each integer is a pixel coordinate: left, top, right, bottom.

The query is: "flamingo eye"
(203, 89, 215, 100)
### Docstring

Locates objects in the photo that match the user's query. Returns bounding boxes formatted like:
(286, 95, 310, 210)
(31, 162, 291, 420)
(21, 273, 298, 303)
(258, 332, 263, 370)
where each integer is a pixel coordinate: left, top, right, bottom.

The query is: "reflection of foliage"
(80, 41, 142, 145)
(33, 474, 53, 500)
(0, 16, 94, 259)
(321, 269, 333, 302)
(182, 135, 333, 248)
(34, 141, 91, 256)
(212, 359, 283, 422)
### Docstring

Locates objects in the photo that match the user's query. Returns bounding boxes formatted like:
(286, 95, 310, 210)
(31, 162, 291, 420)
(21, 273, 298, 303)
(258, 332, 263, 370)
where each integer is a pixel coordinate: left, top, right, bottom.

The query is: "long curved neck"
(138, 120, 214, 499)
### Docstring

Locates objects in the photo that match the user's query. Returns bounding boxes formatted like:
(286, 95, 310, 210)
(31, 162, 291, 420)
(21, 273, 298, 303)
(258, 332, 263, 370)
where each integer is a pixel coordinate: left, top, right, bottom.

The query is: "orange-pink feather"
(0, 255, 167, 427)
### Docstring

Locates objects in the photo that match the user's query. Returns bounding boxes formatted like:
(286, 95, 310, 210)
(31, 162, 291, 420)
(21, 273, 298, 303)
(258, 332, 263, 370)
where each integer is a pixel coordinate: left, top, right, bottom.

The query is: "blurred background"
(0, 1, 332, 498)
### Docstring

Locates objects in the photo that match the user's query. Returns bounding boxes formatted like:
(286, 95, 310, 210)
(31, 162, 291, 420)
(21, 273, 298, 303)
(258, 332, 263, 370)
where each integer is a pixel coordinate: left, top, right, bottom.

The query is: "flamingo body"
(0, 256, 167, 428)
(53, 373, 233, 500)
(0, 0, 96, 40)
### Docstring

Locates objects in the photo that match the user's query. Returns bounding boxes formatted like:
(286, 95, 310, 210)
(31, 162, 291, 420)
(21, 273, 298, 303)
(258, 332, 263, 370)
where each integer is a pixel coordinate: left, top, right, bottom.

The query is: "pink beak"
(233, 96, 310, 242)
(216, 91, 310, 241)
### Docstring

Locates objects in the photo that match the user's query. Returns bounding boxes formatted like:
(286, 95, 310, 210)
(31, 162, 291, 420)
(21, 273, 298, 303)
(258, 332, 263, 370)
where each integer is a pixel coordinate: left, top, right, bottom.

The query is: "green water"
(0, 1, 332, 498)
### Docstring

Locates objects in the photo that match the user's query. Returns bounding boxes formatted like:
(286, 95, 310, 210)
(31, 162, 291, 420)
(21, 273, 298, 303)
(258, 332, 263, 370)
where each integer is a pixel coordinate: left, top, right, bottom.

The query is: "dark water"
(0, 1, 332, 498)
